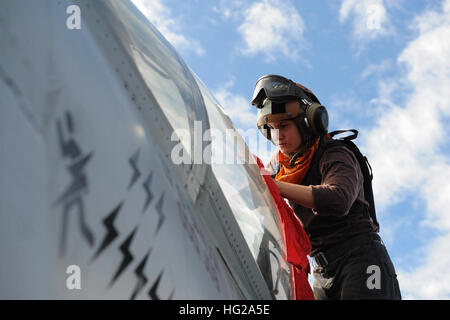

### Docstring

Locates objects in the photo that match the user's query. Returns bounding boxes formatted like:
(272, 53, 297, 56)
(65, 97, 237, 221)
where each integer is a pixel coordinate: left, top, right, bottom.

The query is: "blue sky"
(131, 0, 450, 299)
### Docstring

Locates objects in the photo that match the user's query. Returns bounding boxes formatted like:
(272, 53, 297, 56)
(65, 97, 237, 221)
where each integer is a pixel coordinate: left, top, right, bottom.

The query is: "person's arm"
(273, 145, 363, 217)
(310, 146, 362, 216)
(273, 180, 317, 212)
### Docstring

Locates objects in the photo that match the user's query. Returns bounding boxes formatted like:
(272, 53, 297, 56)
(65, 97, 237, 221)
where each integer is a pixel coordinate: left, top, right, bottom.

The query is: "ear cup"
(305, 103, 329, 135)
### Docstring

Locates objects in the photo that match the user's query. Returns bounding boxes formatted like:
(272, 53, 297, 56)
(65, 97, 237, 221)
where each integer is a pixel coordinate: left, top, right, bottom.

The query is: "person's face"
(268, 119, 302, 155)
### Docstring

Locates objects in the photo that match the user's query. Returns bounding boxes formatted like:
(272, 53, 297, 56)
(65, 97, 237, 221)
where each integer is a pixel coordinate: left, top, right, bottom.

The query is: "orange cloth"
(275, 138, 320, 184)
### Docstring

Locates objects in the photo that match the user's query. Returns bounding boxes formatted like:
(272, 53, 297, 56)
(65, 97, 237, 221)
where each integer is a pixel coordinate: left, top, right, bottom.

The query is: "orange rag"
(275, 138, 320, 184)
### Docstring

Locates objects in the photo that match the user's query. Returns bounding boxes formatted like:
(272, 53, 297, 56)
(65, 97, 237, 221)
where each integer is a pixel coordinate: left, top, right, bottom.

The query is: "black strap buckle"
(314, 252, 329, 267)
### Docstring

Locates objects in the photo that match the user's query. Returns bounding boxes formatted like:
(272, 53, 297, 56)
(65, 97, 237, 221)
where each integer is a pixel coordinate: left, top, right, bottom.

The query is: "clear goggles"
(251, 74, 309, 108)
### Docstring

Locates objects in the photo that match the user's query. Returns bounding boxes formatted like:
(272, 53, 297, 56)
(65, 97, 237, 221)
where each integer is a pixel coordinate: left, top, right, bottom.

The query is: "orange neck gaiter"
(275, 138, 320, 184)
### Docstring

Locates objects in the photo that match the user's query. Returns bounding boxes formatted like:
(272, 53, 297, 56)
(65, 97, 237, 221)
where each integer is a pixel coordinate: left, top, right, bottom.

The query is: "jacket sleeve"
(310, 145, 363, 216)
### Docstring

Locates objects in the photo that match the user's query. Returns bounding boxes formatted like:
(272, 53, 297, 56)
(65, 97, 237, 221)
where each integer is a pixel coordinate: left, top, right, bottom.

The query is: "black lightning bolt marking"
(142, 172, 153, 213)
(91, 202, 122, 262)
(148, 271, 164, 300)
(130, 249, 151, 300)
(155, 193, 166, 236)
(128, 149, 141, 189)
(109, 227, 137, 287)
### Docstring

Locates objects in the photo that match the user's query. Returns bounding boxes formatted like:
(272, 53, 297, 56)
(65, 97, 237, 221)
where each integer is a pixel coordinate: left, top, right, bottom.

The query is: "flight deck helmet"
(252, 75, 329, 141)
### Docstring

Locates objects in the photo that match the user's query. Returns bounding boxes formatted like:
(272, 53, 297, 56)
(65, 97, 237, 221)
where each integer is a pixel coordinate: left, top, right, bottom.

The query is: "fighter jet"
(0, 0, 310, 299)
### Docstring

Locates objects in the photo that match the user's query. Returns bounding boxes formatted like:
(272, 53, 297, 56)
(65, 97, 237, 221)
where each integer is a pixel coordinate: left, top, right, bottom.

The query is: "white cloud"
(213, 79, 256, 128)
(212, 0, 246, 21)
(361, 59, 393, 79)
(213, 79, 276, 165)
(328, 91, 373, 130)
(364, 4, 450, 208)
(361, 0, 450, 299)
(130, 0, 204, 56)
(339, 0, 393, 41)
(239, 0, 305, 60)
(398, 232, 450, 299)
(214, 0, 305, 61)
(421, 164, 450, 231)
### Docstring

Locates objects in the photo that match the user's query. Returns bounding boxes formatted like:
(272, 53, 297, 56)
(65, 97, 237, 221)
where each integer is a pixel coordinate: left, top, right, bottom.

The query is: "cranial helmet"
(251, 74, 329, 140)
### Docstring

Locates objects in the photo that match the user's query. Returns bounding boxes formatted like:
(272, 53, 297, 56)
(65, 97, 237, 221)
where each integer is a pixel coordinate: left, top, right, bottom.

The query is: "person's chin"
(279, 145, 293, 154)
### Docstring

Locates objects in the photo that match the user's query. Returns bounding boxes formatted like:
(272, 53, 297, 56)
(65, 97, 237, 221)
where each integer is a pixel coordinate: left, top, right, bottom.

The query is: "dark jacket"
(268, 140, 378, 255)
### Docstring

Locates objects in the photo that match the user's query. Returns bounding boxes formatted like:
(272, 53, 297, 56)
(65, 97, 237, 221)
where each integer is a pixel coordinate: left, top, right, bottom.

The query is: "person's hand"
(274, 180, 316, 209)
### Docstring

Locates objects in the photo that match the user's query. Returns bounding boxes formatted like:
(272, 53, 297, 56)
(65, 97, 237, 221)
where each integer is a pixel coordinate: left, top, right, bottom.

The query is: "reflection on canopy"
(195, 76, 293, 299)
(97, 0, 209, 157)
(95, 0, 293, 299)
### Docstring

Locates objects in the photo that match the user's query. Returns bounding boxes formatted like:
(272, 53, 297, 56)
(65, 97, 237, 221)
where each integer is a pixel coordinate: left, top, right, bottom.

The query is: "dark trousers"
(312, 233, 401, 300)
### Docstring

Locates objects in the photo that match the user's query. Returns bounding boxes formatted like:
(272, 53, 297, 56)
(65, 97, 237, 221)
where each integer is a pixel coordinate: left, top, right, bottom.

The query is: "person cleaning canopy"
(252, 74, 401, 300)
